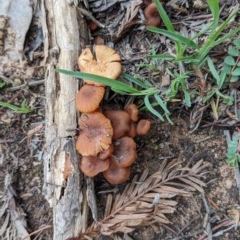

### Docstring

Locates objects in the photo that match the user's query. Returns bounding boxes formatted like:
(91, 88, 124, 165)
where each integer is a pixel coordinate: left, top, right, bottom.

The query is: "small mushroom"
(76, 84, 105, 113)
(124, 103, 139, 122)
(136, 119, 151, 135)
(97, 144, 114, 160)
(80, 155, 110, 177)
(112, 136, 137, 167)
(76, 111, 113, 156)
(128, 123, 137, 138)
(87, 20, 98, 31)
(103, 157, 130, 184)
(78, 45, 122, 86)
(104, 110, 132, 140)
(144, 2, 161, 27)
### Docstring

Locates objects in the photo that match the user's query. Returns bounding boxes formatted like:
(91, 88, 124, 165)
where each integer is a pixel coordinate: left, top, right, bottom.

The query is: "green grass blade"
(56, 69, 141, 94)
(191, 22, 212, 40)
(183, 90, 191, 107)
(207, 0, 219, 33)
(165, 113, 174, 125)
(0, 100, 32, 113)
(203, 90, 216, 103)
(197, 9, 239, 64)
(205, 8, 239, 45)
(219, 71, 227, 89)
(144, 95, 164, 121)
(0, 82, 6, 88)
(131, 88, 158, 96)
(152, 0, 182, 55)
(122, 73, 151, 88)
(147, 27, 199, 49)
(148, 54, 175, 60)
(207, 57, 220, 83)
(213, 26, 240, 47)
(154, 94, 170, 114)
(175, 55, 200, 63)
(216, 90, 234, 105)
(111, 88, 132, 94)
(153, 0, 175, 32)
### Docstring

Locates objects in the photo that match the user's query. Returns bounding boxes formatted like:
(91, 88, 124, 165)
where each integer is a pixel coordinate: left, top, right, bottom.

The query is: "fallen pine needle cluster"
(75, 45, 151, 184)
(67, 159, 210, 239)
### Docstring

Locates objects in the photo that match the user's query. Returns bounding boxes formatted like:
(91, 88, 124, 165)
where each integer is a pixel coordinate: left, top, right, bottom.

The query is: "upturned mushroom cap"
(136, 119, 151, 135)
(103, 110, 132, 140)
(80, 155, 110, 177)
(76, 112, 113, 156)
(78, 45, 122, 86)
(103, 157, 130, 184)
(76, 84, 105, 113)
(112, 136, 137, 168)
(124, 103, 139, 122)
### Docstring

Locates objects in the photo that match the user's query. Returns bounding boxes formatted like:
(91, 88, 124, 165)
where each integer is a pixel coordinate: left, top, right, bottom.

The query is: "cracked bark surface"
(42, 1, 89, 239)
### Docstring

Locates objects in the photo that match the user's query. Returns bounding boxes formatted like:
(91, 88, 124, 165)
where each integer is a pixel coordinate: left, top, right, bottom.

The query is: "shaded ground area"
(94, 114, 240, 240)
(1, 0, 240, 239)
(0, 95, 240, 239)
(0, 86, 53, 239)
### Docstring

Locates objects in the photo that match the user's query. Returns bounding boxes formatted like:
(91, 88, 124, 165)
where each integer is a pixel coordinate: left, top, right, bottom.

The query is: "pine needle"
(80, 159, 210, 238)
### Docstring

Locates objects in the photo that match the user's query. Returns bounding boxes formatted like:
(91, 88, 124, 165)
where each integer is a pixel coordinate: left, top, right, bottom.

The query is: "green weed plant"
(148, 0, 240, 66)
(57, 0, 240, 124)
(0, 80, 32, 114)
(56, 69, 173, 124)
(223, 39, 240, 82)
(0, 99, 32, 114)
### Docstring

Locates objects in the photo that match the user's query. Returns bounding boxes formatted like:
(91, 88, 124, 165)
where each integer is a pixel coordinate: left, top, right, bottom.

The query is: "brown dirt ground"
(1, 0, 240, 240)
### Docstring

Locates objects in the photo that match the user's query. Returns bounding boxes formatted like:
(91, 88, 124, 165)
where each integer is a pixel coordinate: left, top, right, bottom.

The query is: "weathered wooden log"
(42, 0, 90, 239)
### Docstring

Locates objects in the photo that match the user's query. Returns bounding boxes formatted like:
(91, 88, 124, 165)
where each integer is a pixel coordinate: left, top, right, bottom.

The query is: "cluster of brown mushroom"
(75, 45, 151, 184)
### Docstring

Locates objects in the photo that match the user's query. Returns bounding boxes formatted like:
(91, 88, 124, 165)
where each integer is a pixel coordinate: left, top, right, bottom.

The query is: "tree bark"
(42, 0, 89, 239)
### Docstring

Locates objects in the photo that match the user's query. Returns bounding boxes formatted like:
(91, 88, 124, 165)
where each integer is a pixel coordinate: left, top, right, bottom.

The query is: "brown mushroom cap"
(128, 123, 137, 138)
(144, 3, 161, 27)
(104, 110, 132, 140)
(124, 103, 139, 122)
(78, 45, 122, 86)
(76, 111, 113, 156)
(136, 119, 151, 135)
(80, 155, 110, 177)
(76, 84, 105, 113)
(112, 136, 137, 167)
(103, 157, 130, 184)
(97, 144, 114, 160)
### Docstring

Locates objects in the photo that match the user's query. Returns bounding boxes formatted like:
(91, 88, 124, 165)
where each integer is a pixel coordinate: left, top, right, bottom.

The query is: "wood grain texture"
(42, 0, 89, 239)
